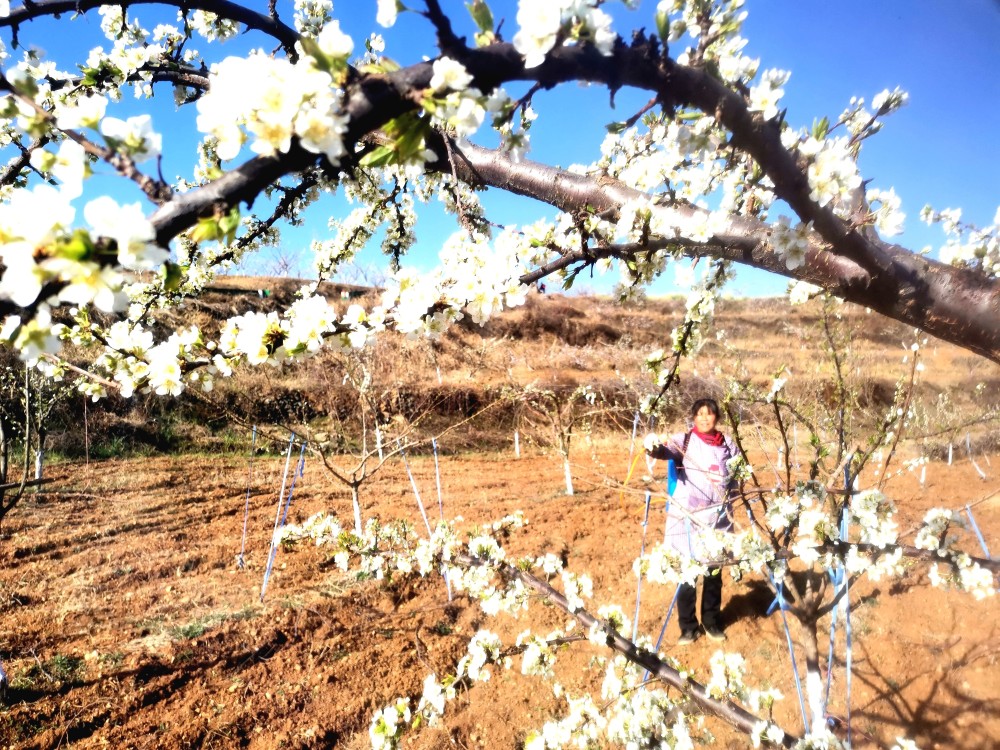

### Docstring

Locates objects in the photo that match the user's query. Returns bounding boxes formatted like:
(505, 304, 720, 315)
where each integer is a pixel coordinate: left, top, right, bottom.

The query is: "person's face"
(694, 406, 718, 433)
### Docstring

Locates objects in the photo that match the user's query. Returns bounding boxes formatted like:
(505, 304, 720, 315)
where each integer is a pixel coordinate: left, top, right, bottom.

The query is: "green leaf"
(359, 145, 396, 167)
(159, 261, 185, 292)
(299, 36, 347, 78)
(606, 121, 628, 134)
(190, 216, 221, 243)
(358, 56, 401, 75)
(218, 207, 241, 244)
(655, 9, 670, 41)
(811, 116, 829, 140)
(466, 0, 494, 33)
(58, 229, 96, 261)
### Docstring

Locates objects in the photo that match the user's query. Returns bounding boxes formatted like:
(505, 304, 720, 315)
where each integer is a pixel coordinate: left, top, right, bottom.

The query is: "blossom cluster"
(0, 184, 167, 360)
(921, 205, 1000, 278)
(769, 216, 814, 270)
(800, 136, 863, 211)
(513, 0, 616, 68)
(196, 42, 350, 162)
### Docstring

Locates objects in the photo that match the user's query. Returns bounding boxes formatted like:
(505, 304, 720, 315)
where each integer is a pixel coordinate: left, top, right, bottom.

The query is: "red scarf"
(692, 428, 725, 447)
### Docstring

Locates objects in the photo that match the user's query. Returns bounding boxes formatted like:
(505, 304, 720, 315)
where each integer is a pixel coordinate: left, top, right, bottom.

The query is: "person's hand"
(643, 433, 666, 452)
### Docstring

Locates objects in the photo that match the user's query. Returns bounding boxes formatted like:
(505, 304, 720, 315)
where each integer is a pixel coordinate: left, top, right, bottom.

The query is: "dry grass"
(28, 281, 999, 463)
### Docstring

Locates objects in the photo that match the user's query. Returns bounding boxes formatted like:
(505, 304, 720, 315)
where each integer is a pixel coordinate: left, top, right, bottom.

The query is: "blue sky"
(4, 0, 998, 297)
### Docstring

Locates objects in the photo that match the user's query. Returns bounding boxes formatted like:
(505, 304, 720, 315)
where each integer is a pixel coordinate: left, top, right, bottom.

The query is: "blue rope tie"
(966, 505, 993, 559)
(824, 511, 851, 712)
(768, 572, 809, 731)
(237, 425, 258, 570)
(632, 491, 652, 643)
(823, 578, 841, 713)
(643, 583, 681, 684)
(843, 571, 853, 747)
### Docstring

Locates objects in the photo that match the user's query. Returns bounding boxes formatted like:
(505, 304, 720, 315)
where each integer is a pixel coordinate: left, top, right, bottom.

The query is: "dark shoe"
(703, 625, 726, 642)
(677, 629, 700, 646)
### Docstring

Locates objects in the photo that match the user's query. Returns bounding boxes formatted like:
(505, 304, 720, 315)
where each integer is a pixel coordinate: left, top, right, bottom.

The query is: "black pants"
(677, 566, 723, 631)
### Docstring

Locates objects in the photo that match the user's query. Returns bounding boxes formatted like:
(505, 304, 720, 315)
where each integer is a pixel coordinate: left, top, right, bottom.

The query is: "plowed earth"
(1, 445, 997, 749)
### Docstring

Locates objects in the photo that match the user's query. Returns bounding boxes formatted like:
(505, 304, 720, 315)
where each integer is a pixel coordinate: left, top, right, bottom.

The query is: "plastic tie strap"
(966, 505, 993, 559)
(643, 583, 681, 685)
(769, 572, 810, 731)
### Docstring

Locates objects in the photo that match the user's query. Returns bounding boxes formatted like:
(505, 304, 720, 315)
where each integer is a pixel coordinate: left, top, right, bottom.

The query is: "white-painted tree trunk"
(563, 456, 574, 496)
(514, 429, 520, 459)
(805, 670, 826, 736)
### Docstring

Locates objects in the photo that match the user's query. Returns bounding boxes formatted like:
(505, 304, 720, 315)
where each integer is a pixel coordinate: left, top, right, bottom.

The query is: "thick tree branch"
(443, 140, 1000, 363)
(123, 34, 999, 363)
(0, 0, 299, 57)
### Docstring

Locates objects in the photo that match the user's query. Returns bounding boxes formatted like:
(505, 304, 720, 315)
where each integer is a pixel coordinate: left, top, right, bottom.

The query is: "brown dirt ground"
(0, 441, 997, 750)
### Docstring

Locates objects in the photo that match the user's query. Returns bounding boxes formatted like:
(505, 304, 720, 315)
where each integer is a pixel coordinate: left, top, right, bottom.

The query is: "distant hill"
(32, 278, 1000, 458)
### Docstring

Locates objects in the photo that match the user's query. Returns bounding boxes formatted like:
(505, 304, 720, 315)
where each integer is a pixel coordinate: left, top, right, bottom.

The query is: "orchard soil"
(0, 445, 997, 749)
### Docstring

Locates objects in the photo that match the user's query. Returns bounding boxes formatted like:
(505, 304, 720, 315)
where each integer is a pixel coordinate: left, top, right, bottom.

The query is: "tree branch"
(442, 140, 1000, 363)
(83, 31, 997, 364)
(454, 552, 799, 748)
(0, 0, 300, 57)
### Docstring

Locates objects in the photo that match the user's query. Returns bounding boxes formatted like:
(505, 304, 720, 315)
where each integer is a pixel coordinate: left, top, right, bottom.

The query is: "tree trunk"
(563, 455, 574, 496)
(799, 614, 827, 736)
(0, 412, 8, 485)
(34, 426, 45, 482)
(351, 484, 363, 536)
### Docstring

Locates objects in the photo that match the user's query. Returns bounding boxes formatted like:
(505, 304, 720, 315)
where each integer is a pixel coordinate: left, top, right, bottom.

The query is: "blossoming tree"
(0, 0, 997, 748)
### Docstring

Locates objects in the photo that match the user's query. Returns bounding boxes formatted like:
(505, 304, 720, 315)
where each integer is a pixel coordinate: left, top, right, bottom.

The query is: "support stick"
(237, 425, 258, 570)
(966, 433, 987, 479)
(401, 446, 433, 536)
(627, 411, 639, 467)
(966, 505, 993, 559)
(260, 433, 295, 601)
(432, 437, 453, 601)
(631, 491, 652, 643)
(261, 441, 306, 602)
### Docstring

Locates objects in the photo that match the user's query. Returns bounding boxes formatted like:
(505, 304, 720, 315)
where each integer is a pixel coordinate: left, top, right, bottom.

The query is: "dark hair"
(690, 398, 721, 420)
